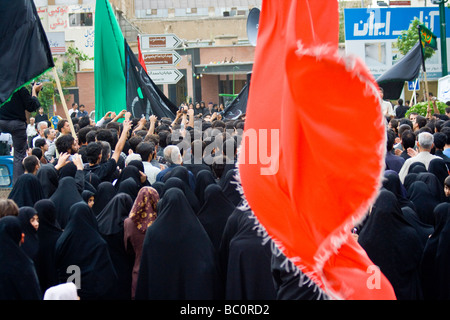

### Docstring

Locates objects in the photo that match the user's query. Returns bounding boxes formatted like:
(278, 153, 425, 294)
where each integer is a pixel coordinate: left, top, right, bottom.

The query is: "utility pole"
(432, 0, 448, 76)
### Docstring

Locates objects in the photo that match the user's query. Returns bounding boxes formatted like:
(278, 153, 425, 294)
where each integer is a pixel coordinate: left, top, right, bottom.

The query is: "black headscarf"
(18, 206, 39, 263)
(162, 177, 201, 213)
(403, 173, 418, 192)
(85, 171, 101, 190)
(96, 192, 134, 300)
(58, 161, 77, 179)
(36, 164, 58, 198)
(401, 206, 434, 248)
(97, 193, 133, 236)
(34, 199, 62, 293)
(115, 165, 142, 190)
(407, 181, 441, 226)
(117, 177, 140, 202)
(151, 181, 164, 197)
(195, 169, 217, 207)
(420, 202, 450, 299)
(0, 216, 42, 300)
(162, 165, 195, 190)
(219, 169, 242, 206)
(409, 162, 427, 174)
(358, 189, 424, 300)
(92, 181, 117, 216)
(8, 173, 45, 208)
(382, 170, 415, 211)
(54, 201, 119, 300)
(225, 209, 277, 300)
(126, 160, 151, 187)
(82, 190, 95, 205)
(49, 176, 84, 229)
(135, 188, 223, 300)
(428, 157, 449, 188)
(197, 184, 235, 251)
(416, 172, 447, 203)
(127, 159, 145, 173)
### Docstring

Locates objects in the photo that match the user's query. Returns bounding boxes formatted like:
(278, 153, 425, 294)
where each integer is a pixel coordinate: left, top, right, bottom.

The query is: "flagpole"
(52, 67, 76, 137)
(418, 26, 431, 114)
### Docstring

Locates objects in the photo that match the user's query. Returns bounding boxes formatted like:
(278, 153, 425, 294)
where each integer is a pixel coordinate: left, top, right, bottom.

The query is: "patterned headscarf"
(129, 187, 159, 233)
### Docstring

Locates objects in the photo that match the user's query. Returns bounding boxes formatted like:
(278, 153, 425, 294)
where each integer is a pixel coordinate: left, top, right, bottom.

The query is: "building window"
(69, 12, 93, 27)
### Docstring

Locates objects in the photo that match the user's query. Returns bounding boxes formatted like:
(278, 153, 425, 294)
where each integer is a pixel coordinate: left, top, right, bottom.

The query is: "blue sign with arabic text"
(344, 7, 450, 41)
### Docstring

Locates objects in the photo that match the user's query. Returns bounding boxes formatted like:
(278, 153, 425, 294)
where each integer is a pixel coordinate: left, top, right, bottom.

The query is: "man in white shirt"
(32, 121, 48, 148)
(398, 132, 440, 183)
(136, 141, 160, 184)
(380, 88, 395, 119)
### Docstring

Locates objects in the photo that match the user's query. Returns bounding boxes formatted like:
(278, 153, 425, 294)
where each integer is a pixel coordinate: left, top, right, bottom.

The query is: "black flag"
(0, 0, 54, 107)
(222, 76, 250, 120)
(376, 42, 422, 100)
(125, 40, 177, 120)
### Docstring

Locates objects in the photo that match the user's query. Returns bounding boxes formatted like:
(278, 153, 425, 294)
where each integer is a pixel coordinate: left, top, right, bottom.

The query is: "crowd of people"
(4, 81, 450, 300)
(0, 91, 297, 300)
(353, 93, 450, 300)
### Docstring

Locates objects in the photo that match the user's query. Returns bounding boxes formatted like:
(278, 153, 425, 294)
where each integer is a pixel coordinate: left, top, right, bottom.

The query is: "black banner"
(376, 42, 422, 100)
(222, 80, 250, 120)
(0, 0, 54, 106)
(125, 40, 177, 120)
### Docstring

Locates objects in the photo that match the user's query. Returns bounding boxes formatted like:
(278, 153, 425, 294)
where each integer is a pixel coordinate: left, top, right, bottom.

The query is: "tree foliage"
(33, 46, 93, 115)
(396, 18, 436, 60)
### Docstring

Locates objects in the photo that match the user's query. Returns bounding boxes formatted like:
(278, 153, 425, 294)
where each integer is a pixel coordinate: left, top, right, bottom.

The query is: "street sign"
(143, 51, 182, 67)
(408, 80, 420, 91)
(140, 34, 182, 50)
(148, 68, 184, 84)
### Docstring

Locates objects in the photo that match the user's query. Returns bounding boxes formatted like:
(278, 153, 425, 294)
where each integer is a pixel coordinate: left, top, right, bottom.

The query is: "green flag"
(94, 0, 126, 121)
(419, 24, 438, 51)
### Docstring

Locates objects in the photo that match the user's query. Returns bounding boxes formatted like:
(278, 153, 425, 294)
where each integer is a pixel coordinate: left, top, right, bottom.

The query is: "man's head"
(77, 126, 93, 145)
(57, 119, 71, 135)
(35, 138, 48, 152)
(417, 132, 434, 151)
(433, 132, 447, 151)
(29, 117, 35, 125)
(386, 130, 396, 152)
(413, 115, 427, 131)
(409, 112, 418, 123)
(85, 141, 103, 165)
(37, 121, 48, 136)
(136, 141, 156, 162)
(44, 128, 56, 141)
(163, 145, 182, 165)
(72, 102, 78, 110)
(379, 87, 385, 100)
(78, 115, 91, 129)
(79, 104, 86, 113)
(55, 134, 78, 155)
(446, 107, 450, 118)
(401, 130, 416, 150)
(38, 107, 44, 115)
(22, 155, 40, 174)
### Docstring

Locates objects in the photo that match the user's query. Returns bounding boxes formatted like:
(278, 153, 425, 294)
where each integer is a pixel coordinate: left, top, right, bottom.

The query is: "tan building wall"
(77, 71, 96, 114)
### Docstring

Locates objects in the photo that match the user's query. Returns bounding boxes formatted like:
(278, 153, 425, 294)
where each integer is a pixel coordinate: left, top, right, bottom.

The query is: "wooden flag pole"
(52, 67, 76, 137)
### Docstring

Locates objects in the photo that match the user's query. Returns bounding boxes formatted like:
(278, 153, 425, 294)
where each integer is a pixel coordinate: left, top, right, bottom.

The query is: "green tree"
(32, 46, 93, 116)
(396, 18, 436, 60)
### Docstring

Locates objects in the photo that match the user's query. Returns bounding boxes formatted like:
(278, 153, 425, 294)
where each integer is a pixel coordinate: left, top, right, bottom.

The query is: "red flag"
(238, 0, 396, 300)
(137, 36, 148, 73)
